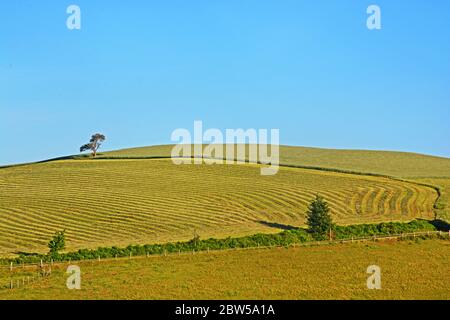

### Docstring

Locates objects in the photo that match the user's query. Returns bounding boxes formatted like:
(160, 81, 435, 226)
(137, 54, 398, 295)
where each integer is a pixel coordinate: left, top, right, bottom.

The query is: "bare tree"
(80, 133, 106, 157)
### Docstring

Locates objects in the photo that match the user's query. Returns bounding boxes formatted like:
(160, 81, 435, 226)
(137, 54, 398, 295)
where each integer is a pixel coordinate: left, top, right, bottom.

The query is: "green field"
(1, 239, 449, 300)
(0, 157, 437, 256)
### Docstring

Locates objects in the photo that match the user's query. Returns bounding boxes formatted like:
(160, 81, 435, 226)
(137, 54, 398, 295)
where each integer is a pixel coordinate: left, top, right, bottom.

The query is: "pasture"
(1, 239, 448, 300)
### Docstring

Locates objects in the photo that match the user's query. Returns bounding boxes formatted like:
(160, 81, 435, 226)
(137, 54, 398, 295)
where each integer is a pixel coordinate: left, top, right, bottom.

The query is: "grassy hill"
(0, 155, 439, 256)
(98, 144, 450, 178)
(98, 144, 450, 222)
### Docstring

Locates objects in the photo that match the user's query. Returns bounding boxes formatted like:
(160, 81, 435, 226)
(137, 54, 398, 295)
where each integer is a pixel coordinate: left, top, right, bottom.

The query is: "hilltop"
(97, 144, 450, 179)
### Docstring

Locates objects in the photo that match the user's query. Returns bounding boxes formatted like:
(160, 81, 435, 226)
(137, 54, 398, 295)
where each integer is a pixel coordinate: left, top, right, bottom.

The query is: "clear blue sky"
(1, 0, 449, 165)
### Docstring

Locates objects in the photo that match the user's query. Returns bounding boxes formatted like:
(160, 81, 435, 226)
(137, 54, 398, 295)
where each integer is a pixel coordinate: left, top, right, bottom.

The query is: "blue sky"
(1, 0, 449, 165)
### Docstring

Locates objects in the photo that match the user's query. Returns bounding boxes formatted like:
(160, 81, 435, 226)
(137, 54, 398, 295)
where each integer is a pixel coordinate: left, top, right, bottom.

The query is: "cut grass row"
(97, 144, 450, 178)
(95, 144, 450, 222)
(0, 159, 437, 256)
(415, 178, 450, 221)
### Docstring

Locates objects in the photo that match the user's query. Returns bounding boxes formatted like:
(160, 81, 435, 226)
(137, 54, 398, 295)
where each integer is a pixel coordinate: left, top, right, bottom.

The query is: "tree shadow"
(430, 219, 450, 232)
(256, 220, 299, 231)
(13, 251, 41, 257)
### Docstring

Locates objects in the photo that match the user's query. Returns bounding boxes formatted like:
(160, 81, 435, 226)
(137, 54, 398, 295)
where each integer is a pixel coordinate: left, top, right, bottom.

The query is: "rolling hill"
(1, 144, 449, 256)
(98, 144, 450, 178)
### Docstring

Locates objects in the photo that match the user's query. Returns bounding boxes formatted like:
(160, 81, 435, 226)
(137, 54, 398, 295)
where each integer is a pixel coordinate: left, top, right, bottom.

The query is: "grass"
(1, 239, 448, 300)
(97, 144, 450, 178)
(414, 178, 450, 221)
(0, 144, 448, 300)
(0, 158, 437, 257)
(98, 144, 450, 222)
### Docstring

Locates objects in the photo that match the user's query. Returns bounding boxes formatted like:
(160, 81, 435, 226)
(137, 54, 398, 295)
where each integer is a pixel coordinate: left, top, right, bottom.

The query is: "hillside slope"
(98, 144, 450, 179)
(0, 158, 437, 256)
(98, 144, 450, 221)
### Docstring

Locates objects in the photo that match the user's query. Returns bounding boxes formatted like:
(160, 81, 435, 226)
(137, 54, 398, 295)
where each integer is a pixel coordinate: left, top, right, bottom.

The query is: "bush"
(0, 219, 442, 265)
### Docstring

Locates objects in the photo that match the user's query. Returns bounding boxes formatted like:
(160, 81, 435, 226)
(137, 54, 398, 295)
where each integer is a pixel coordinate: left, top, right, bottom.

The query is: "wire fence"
(0, 230, 448, 291)
(1, 230, 448, 272)
(1, 262, 53, 290)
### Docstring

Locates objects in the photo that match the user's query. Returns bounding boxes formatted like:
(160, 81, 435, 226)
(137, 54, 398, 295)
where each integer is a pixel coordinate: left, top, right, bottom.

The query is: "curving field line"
(0, 159, 437, 256)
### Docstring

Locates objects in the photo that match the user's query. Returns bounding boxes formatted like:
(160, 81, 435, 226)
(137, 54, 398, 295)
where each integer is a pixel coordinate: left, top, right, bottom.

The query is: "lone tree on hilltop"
(80, 133, 106, 157)
(306, 195, 334, 240)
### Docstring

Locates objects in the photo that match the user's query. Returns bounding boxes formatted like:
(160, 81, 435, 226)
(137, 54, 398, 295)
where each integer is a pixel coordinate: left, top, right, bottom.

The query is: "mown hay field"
(99, 144, 450, 178)
(415, 178, 450, 221)
(1, 239, 448, 300)
(0, 158, 437, 256)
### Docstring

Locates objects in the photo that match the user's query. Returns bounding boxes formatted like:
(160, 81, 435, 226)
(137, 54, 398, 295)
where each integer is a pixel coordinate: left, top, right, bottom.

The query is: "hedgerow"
(1, 219, 445, 265)
(332, 219, 437, 239)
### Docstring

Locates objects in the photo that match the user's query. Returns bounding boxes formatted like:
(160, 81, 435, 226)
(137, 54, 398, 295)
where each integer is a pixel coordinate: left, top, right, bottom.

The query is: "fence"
(1, 261, 53, 290)
(213, 230, 449, 252)
(1, 230, 449, 290)
(1, 230, 448, 273)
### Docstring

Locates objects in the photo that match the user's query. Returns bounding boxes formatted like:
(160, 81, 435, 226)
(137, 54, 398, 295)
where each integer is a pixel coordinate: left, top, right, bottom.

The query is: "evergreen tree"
(306, 195, 334, 239)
